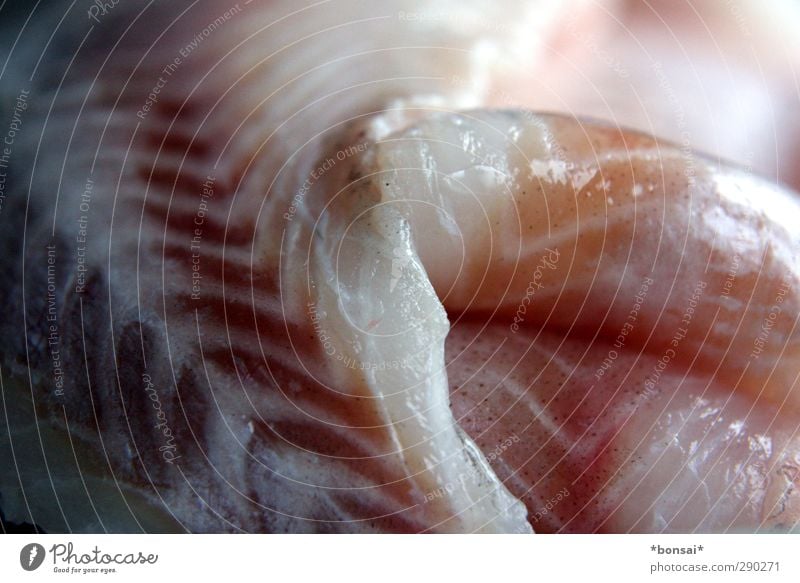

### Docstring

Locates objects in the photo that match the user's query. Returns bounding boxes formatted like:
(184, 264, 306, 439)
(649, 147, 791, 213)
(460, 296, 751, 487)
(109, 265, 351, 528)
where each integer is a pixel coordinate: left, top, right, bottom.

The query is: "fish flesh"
(0, 0, 798, 533)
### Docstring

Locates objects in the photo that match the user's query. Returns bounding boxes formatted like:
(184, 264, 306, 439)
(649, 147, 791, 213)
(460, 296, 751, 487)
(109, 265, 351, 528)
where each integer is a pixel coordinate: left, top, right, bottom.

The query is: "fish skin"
(365, 109, 800, 532)
(0, 0, 557, 533)
(374, 111, 800, 413)
(447, 320, 800, 533)
(1, 0, 798, 535)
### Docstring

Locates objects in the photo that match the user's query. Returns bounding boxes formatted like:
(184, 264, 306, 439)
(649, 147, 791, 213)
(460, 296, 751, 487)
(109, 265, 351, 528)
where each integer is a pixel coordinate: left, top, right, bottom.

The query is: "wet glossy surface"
(0, 0, 798, 533)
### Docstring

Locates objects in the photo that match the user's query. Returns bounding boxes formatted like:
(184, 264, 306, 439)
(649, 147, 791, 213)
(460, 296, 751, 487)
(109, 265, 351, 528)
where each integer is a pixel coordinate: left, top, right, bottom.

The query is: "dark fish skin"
(0, 0, 531, 533)
(3, 1, 798, 535)
(0, 1, 326, 533)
